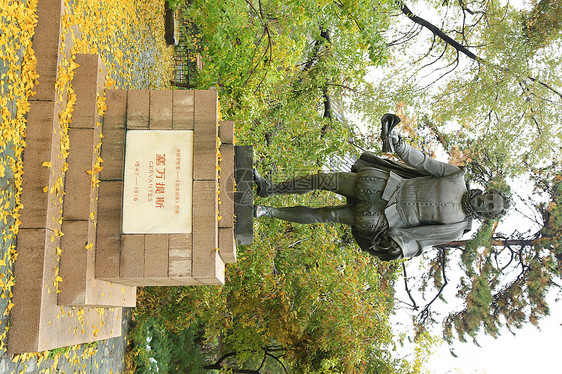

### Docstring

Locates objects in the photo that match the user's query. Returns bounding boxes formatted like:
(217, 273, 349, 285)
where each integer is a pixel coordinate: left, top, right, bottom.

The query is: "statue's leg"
(261, 172, 357, 198)
(255, 204, 354, 225)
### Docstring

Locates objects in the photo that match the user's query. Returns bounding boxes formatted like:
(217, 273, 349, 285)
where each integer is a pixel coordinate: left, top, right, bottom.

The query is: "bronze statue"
(253, 114, 511, 261)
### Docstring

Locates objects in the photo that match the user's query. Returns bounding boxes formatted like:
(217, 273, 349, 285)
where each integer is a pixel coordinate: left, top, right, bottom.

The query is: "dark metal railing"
(171, 16, 202, 88)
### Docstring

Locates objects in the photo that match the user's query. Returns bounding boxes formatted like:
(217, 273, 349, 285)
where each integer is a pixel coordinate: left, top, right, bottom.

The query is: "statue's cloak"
(350, 151, 431, 178)
(348, 151, 431, 257)
(346, 150, 476, 261)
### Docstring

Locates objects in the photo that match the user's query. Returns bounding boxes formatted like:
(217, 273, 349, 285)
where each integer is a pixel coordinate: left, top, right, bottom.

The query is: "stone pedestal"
(93, 88, 242, 287)
(8, 0, 253, 354)
(9, 30, 252, 353)
(9, 32, 130, 354)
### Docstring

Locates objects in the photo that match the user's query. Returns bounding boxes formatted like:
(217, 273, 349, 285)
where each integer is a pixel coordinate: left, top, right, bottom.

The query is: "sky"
(425, 178, 560, 374)
(392, 246, 561, 374)
(425, 290, 561, 374)
(386, 176, 560, 374)
(369, 2, 561, 372)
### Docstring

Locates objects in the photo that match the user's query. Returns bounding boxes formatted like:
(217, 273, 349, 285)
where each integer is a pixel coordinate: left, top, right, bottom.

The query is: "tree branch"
(399, 3, 481, 63)
(242, 0, 272, 88)
(402, 262, 419, 311)
(204, 347, 288, 373)
(418, 249, 448, 324)
(300, 29, 331, 72)
(265, 351, 289, 373)
(204, 351, 240, 370)
(528, 75, 562, 99)
(400, 2, 562, 100)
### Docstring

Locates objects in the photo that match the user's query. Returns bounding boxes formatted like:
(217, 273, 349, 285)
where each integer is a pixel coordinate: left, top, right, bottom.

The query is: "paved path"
(0, 309, 132, 374)
(0, 48, 133, 373)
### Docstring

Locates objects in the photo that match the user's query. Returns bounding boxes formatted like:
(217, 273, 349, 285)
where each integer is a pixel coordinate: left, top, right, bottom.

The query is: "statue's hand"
(371, 230, 402, 259)
(390, 132, 403, 151)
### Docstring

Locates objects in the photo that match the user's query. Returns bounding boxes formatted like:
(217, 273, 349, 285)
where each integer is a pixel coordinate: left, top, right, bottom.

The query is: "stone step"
(58, 54, 136, 308)
(9, 6, 123, 351)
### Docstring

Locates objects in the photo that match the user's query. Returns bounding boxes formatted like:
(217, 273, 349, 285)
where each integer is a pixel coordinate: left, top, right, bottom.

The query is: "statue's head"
(469, 189, 512, 219)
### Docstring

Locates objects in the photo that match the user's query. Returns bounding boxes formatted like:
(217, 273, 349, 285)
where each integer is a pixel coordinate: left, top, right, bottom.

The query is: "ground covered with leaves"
(0, 0, 173, 371)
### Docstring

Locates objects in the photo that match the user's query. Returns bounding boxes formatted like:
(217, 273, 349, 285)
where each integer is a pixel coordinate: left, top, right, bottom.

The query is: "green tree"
(353, 0, 561, 178)
(135, 0, 562, 365)
(136, 219, 406, 372)
(133, 1, 421, 372)
(440, 168, 562, 344)
(182, 0, 399, 172)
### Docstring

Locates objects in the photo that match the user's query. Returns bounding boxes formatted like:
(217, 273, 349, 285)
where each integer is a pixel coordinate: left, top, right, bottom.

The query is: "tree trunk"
(439, 238, 539, 248)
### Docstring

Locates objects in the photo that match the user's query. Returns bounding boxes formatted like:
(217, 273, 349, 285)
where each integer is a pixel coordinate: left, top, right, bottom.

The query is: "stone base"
(58, 54, 137, 308)
(95, 89, 232, 286)
(234, 145, 254, 245)
(8, 8, 134, 351)
(9, 228, 123, 354)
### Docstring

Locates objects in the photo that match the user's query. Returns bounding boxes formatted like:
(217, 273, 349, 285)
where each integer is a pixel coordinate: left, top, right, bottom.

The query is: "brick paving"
(0, 309, 132, 374)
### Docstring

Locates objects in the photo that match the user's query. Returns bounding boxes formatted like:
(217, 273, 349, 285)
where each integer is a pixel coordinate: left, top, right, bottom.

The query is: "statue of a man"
(253, 114, 511, 261)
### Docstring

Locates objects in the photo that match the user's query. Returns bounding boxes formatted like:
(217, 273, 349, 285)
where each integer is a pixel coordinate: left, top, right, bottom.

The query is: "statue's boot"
(254, 204, 354, 225)
(253, 169, 273, 197)
(380, 113, 401, 153)
(254, 171, 357, 198)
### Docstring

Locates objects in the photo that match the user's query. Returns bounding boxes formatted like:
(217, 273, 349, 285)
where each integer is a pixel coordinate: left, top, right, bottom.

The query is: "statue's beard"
(462, 189, 483, 219)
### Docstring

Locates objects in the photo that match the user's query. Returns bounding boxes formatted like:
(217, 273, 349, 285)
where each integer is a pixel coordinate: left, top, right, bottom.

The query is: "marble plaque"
(122, 130, 193, 233)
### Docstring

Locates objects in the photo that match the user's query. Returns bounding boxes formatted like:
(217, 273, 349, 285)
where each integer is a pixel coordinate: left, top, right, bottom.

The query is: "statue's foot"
(253, 205, 271, 218)
(253, 169, 272, 197)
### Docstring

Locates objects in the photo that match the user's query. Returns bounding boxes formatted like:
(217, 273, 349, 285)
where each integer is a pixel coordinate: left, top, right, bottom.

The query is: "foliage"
(522, 0, 562, 47)
(181, 0, 395, 167)
(128, 318, 206, 374)
(129, 318, 173, 373)
(132, 3, 418, 369)
(133, 0, 557, 369)
(358, 0, 561, 180)
(403, 332, 441, 374)
(135, 218, 406, 372)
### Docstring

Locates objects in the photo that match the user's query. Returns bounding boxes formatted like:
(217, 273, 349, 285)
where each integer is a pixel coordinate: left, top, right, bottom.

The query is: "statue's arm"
(353, 228, 403, 261)
(393, 138, 461, 178)
(387, 220, 471, 258)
